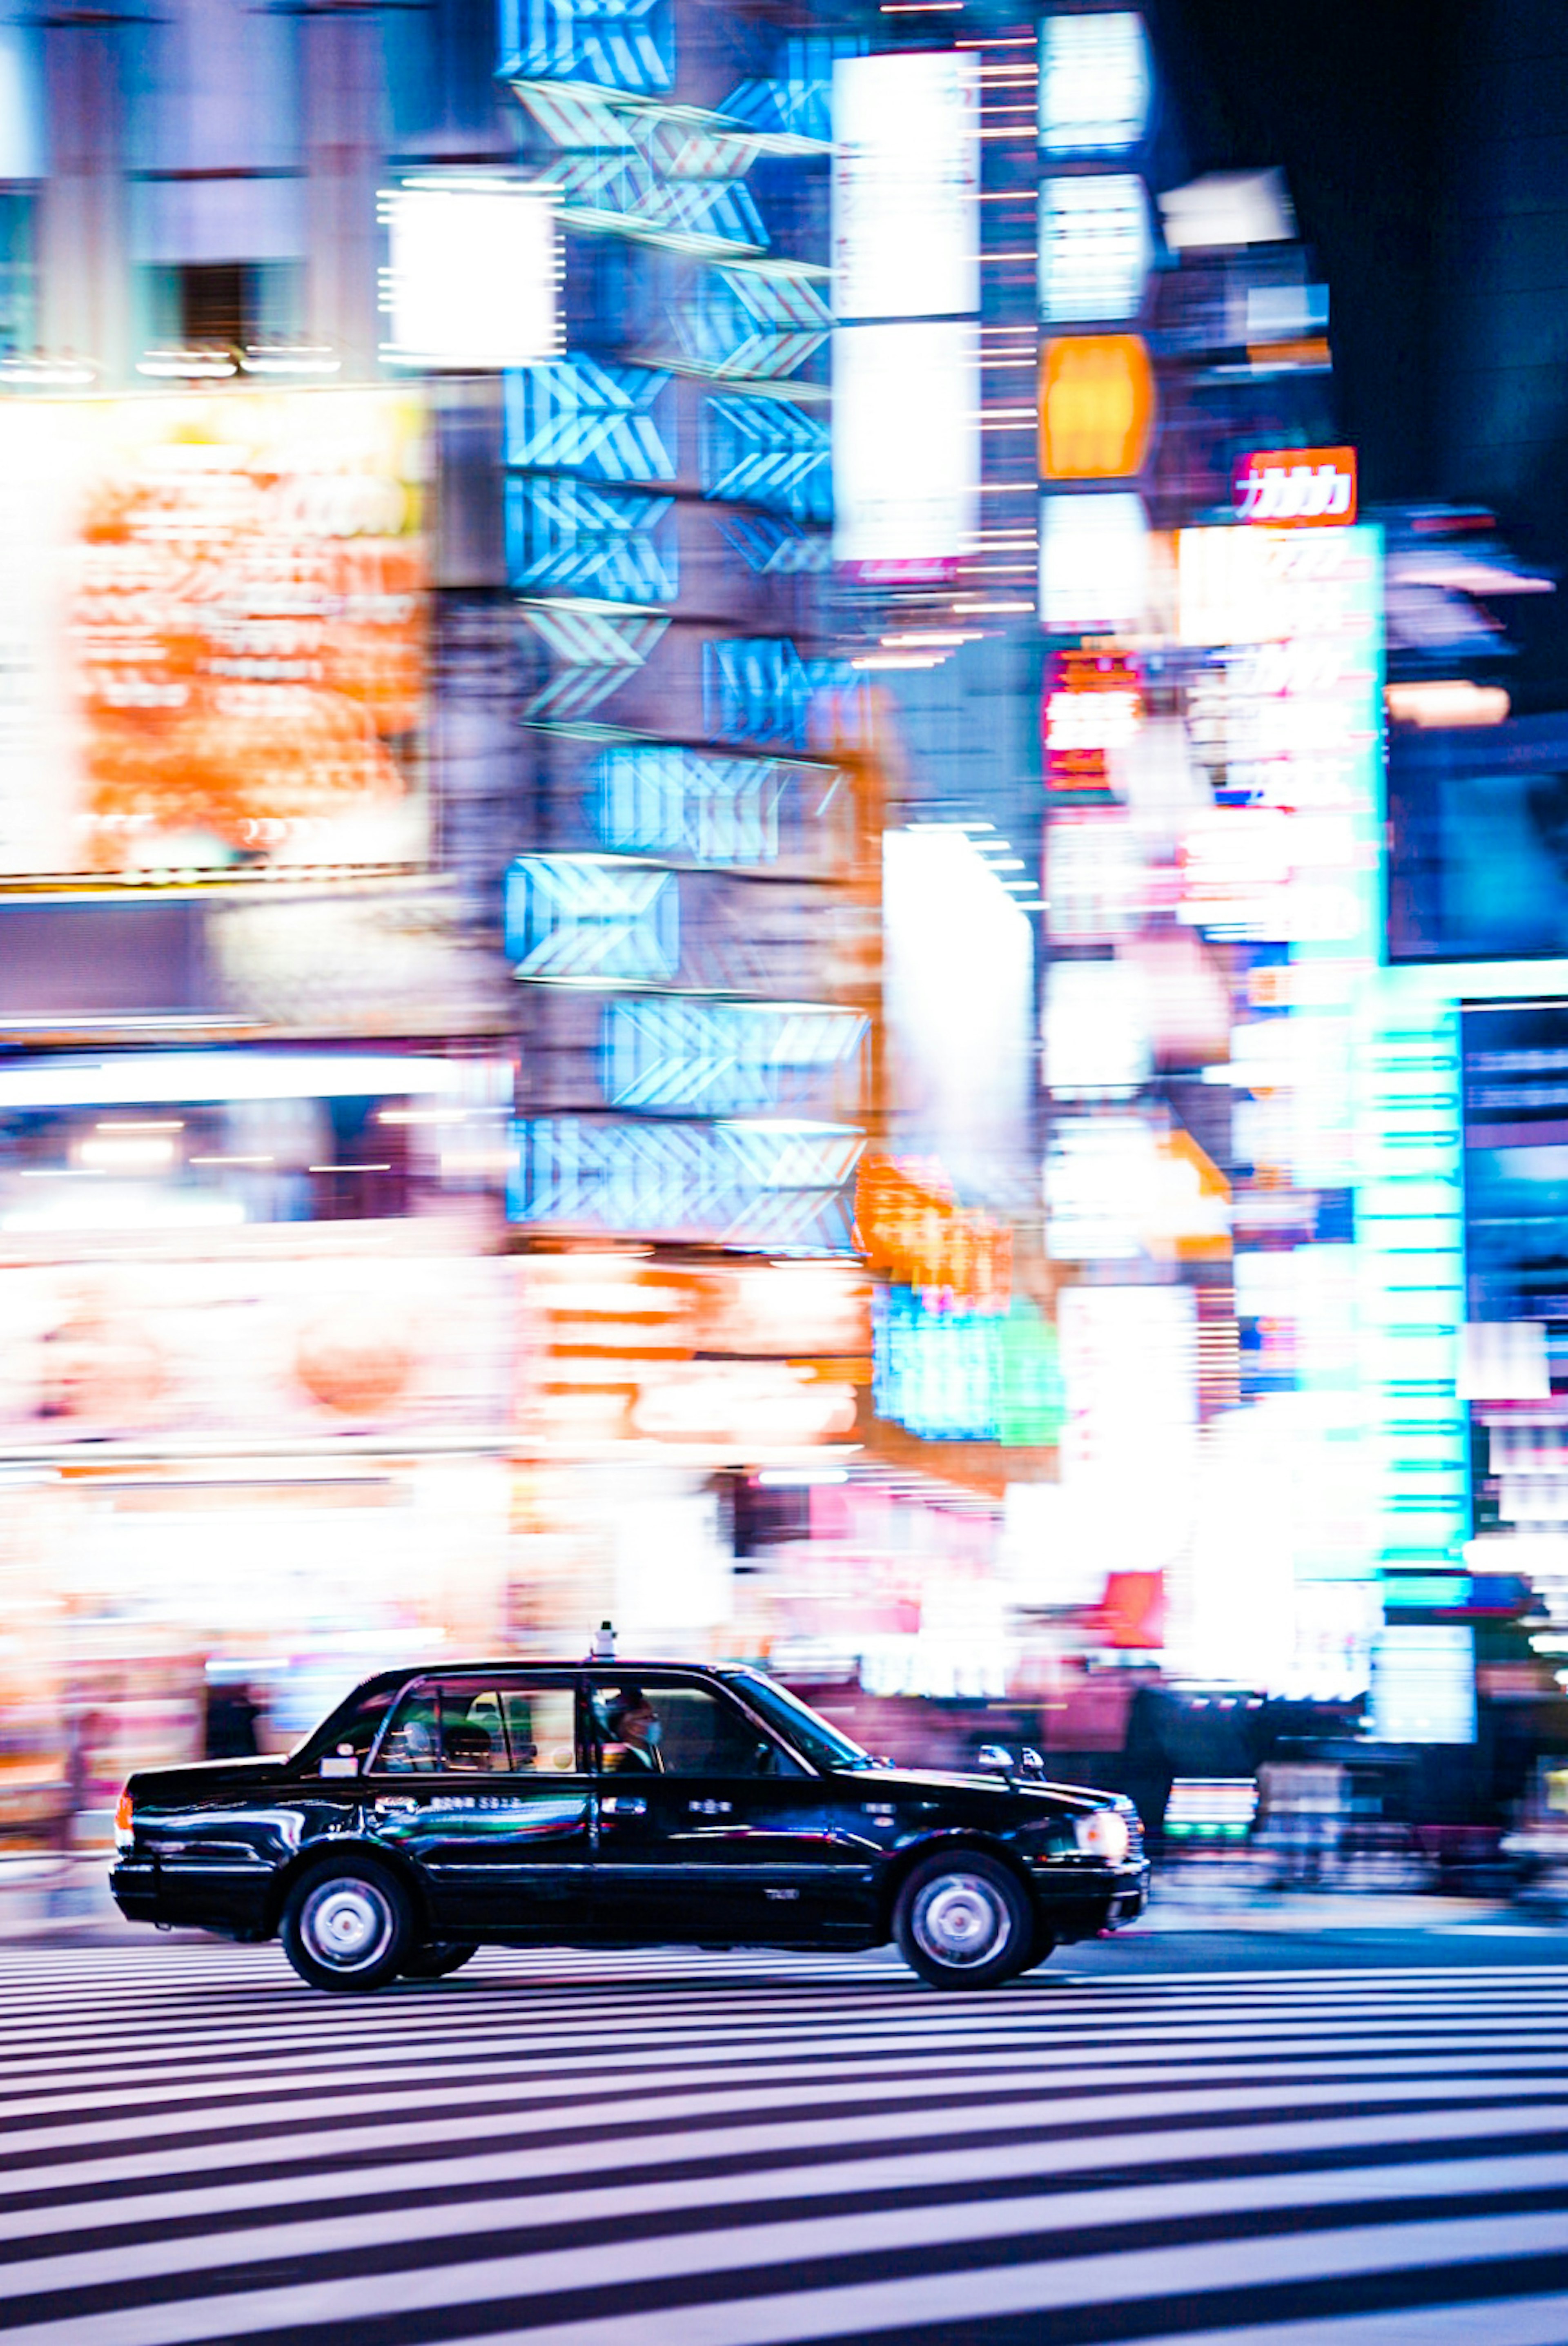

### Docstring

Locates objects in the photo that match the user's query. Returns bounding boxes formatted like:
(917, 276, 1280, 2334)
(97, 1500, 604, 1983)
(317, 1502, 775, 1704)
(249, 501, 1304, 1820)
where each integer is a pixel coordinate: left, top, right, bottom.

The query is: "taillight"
(114, 1789, 134, 1852)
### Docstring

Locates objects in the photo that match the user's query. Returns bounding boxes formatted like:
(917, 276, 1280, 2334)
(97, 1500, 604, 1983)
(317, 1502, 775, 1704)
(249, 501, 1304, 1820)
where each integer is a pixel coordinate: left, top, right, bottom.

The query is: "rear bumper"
(110, 1860, 273, 1941)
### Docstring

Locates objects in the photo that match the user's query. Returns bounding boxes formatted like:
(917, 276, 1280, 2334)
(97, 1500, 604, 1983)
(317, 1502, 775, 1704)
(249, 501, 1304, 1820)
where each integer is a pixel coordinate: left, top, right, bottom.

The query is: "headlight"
(114, 1790, 135, 1853)
(1074, 1807, 1130, 1864)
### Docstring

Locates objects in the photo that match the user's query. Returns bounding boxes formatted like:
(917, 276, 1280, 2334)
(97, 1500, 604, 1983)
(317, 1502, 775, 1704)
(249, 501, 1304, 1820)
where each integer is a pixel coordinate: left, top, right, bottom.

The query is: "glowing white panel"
(1058, 1283, 1197, 1578)
(381, 179, 559, 368)
(1371, 1625, 1476, 1744)
(1039, 176, 1152, 323)
(1043, 960, 1150, 1098)
(835, 323, 978, 581)
(1040, 13, 1151, 155)
(0, 1054, 495, 1110)
(1040, 492, 1148, 633)
(882, 826, 1032, 1199)
(833, 53, 980, 321)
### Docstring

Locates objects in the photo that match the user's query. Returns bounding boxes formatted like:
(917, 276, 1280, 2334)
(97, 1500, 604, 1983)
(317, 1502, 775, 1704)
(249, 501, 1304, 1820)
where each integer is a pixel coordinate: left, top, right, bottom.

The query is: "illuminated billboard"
(0, 390, 428, 878)
(834, 322, 978, 581)
(1039, 175, 1153, 325)
(832, 51, 980, 322)
(380, 178, 560, 369)
(1039, 13, 1151, 156)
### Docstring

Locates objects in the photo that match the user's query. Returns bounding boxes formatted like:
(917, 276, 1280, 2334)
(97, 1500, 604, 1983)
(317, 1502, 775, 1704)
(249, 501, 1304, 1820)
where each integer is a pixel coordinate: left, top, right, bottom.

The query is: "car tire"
(1019, 1921, 1057, 1974)
(893, 1851, 1032, 1990)
(280, 1858, 414, 1993)
(398, 1942, 479, 1982)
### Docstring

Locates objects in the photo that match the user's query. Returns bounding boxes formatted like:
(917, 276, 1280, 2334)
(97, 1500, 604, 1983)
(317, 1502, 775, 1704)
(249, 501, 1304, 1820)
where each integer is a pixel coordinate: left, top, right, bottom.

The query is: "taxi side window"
(377, 1682, 581, 1773)
(589, 1682, 792, 1778)
(500, 1689, 579, 1774)
(378, 1687, 441, 1772)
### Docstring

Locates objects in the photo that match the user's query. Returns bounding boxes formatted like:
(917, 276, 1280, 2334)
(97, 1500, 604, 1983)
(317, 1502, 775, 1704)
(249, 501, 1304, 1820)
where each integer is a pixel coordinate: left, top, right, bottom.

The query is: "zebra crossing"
(0, 1944, 1566, 2344)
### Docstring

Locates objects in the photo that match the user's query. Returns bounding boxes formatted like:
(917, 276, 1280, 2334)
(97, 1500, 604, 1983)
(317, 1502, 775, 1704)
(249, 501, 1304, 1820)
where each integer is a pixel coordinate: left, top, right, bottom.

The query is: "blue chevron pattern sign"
(679, 267, 830, 383)
(506, 360, 673, 483)
(506, 854, 679, 980)
(509, 1115, 864, 1248)
(516, 602, 670, 720)
(700, 399, 830, 517)
(508, 479, 677, 602)
(604, 999, 868, 1112)
(501, 0, 671, 93)
(592, 744, 791, 861)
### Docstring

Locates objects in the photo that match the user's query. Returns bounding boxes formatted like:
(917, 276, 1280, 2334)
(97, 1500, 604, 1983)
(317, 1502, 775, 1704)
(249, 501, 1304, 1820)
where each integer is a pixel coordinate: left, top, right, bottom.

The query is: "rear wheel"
(399, 1942, 479, 1982)
(893, 1851, 1031, 1991)
(280, 1859, 413, 1993)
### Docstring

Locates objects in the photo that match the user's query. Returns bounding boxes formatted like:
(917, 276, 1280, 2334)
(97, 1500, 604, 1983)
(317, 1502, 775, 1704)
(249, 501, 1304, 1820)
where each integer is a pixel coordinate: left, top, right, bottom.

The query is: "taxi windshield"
(722, 1671, 874, 1773)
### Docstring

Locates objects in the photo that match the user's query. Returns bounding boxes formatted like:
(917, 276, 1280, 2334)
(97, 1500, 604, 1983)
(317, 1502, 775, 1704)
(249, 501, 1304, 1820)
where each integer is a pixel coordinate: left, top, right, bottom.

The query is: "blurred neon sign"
(1045, 650, 1141, 794)
(1040, 335, 1155, 481)
(1234, 446, 1356, 527)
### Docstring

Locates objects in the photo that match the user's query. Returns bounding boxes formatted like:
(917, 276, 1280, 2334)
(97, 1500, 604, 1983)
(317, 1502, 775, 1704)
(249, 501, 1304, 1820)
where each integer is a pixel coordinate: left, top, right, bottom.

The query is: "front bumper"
(1027, 1856, 1149, 1943)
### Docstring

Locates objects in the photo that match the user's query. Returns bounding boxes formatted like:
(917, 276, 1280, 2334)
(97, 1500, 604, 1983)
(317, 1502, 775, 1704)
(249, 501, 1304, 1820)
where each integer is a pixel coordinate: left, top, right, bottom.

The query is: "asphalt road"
(2, 1929, 1568, 2346)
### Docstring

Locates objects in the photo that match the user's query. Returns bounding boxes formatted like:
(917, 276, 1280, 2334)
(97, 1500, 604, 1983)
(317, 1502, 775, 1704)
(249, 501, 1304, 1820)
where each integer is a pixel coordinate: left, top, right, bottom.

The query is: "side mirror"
(975, 1743, 1014, 1776)
(1019, 1747, 1046, 1779)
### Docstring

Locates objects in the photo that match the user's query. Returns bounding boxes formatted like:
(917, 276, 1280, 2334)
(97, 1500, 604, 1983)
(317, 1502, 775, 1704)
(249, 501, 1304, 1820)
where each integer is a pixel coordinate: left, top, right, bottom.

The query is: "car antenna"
(590, 1620, 616, 1661)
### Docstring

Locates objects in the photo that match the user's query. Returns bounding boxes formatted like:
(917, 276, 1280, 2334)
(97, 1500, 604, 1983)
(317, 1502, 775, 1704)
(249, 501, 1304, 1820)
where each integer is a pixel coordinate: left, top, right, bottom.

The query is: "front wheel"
(893, 1851, 1031, 1991)
(280, 1859, 413, 1993)
(399, 1942, 479, 1982)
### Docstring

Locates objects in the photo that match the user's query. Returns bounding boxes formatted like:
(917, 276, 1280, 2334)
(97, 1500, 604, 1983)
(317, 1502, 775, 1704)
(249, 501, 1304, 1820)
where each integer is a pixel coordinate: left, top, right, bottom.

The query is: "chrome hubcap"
(303, 1879, 392, 1971)
(913, 1873, 1011, 1967)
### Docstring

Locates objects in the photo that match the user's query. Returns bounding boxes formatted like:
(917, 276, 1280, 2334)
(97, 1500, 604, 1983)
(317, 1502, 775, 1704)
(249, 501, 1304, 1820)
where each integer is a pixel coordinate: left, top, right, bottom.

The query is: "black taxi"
(111, 1653, 1148, 1992)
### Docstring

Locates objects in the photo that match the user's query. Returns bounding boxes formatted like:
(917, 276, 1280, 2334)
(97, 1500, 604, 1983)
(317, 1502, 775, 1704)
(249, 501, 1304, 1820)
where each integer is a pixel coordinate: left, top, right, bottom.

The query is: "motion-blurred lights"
(76, 1134, 178, 1174)
(1039, 176, 1152, 323)
(1385, 680, 1510, 727)
(1158, 169, 1296, 251)
(1038, 13, 1151, 154)
(380, 178, 560, 369)
(239, 345, 341, 378)
(135, 346, 237, 381)
(0, 1053, 488, 1110)
(1039, 492, 1148, 633)
(0, 352, 96, 389)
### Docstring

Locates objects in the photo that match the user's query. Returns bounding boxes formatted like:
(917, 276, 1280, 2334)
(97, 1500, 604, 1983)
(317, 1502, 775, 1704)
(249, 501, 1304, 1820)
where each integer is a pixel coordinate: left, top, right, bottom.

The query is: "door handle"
(374, 1797, 418, 1814)
(602, 1795, 646, 1816)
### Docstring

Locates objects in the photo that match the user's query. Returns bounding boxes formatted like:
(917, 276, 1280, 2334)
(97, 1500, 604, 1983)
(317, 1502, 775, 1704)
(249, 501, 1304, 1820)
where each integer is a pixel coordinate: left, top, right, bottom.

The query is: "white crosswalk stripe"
(0, 1947, 1565, 2345)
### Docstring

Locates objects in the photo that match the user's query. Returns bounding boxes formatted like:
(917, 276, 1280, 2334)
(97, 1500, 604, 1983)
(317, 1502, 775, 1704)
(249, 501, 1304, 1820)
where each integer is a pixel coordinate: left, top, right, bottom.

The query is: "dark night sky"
(1157, 0, 1449, 508)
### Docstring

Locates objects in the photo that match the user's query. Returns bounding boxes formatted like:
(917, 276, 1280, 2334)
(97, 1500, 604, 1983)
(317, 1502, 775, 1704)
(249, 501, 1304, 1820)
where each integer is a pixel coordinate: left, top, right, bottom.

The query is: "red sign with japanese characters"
(1233, 445, 1356, 527)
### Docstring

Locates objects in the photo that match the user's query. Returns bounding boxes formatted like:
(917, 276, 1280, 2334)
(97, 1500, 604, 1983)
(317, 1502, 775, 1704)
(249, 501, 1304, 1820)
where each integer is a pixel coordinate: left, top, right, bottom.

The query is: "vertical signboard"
(832, 51, 979, 581)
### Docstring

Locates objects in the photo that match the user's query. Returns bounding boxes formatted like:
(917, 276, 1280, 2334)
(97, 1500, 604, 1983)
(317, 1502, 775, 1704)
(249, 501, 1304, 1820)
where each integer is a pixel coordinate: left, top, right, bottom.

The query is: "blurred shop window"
(0, 189, 36, 355)
(182, 263, 247, 347)
(138, 260, 304, 354)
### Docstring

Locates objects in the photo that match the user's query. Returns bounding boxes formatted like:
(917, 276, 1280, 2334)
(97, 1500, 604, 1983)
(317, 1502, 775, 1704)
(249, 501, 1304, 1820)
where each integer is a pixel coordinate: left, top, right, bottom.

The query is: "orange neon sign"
(1039, 334, 1155, 481)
